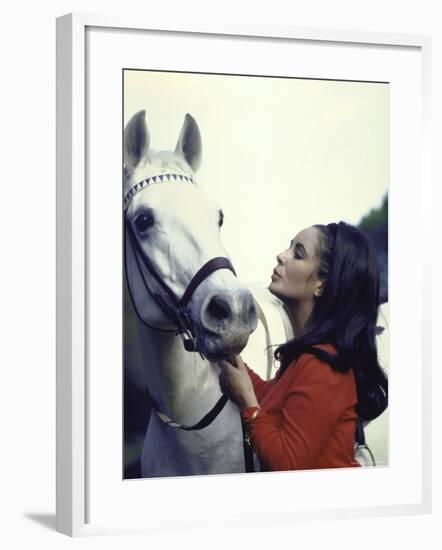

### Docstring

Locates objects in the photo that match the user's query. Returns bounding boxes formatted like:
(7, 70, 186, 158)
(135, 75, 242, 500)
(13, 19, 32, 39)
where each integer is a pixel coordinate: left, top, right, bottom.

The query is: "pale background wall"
(0, 1, 440, 548)
(124, 70, 388, 284)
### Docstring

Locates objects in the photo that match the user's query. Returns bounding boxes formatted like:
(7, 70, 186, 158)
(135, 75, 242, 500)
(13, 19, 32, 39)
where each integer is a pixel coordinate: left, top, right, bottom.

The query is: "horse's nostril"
(207, 296, 231, 322)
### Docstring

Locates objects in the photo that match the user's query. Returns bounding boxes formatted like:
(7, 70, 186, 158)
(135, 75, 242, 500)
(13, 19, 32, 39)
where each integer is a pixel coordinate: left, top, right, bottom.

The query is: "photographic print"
(123, 69, 389, 480)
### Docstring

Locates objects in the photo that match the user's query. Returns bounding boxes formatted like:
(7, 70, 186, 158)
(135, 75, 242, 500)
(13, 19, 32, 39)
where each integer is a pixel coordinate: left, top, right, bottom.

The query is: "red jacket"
(241, 343, 360, 471)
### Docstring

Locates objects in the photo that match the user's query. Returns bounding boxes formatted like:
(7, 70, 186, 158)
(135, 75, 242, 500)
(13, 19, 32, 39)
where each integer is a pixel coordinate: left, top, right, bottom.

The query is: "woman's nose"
(276, 250, 285, 264)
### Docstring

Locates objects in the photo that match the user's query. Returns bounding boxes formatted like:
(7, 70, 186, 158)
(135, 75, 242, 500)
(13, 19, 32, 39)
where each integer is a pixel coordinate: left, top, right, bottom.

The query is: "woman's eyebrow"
(291, 240, 308, 255)
(297, 243, 307, 255)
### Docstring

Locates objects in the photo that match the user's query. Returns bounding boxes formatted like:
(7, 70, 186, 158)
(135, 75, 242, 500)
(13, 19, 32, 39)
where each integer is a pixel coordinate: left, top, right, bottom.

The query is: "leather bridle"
(124, 215, 237, 359)
(124, 213, 242, 434)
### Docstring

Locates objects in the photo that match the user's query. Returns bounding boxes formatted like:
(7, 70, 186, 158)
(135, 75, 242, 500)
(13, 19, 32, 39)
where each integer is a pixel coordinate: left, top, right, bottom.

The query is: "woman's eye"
(134, 214, 154, 233)
(294, 252, 302, 259)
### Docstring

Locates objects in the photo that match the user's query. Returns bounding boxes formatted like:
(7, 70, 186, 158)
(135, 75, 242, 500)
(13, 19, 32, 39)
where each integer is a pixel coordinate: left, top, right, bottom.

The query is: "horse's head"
(124, 110, 257, 361)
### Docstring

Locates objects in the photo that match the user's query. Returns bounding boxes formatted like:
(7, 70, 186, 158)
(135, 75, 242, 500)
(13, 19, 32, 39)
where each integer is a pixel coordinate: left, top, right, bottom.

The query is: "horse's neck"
(136, 319, 221, 425)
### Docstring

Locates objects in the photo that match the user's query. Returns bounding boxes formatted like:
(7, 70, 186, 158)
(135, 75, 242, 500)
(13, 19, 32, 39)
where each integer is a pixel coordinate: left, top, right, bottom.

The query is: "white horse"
(124, 110, 258, 477)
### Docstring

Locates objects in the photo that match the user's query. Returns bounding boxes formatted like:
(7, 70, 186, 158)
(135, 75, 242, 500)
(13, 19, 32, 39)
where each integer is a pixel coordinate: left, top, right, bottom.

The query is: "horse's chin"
(196, 333, 248, 363)
(202, 349, 241, 363)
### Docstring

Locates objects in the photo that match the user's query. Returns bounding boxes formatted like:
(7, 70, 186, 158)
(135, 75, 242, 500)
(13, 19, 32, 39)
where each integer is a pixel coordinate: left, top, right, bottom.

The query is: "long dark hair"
(274, 221, 388, 421)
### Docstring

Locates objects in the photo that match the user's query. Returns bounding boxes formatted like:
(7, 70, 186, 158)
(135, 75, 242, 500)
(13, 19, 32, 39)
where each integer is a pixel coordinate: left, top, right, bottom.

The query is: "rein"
(145, 384, 229, 431)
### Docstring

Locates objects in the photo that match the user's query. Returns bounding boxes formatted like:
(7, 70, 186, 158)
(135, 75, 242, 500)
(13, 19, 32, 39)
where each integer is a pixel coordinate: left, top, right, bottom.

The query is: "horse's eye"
(134, 213, 154, 233)
(218, 209, 224, 228)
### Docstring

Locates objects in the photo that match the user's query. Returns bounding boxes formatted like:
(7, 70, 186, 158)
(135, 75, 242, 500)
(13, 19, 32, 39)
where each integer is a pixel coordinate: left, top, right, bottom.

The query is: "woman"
(218, 221, 388, 471)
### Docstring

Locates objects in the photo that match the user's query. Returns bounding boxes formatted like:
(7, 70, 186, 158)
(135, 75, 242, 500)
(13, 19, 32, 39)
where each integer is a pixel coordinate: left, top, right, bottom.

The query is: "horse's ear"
(175, 113, 202, 172)
(124, 110, 150, 171)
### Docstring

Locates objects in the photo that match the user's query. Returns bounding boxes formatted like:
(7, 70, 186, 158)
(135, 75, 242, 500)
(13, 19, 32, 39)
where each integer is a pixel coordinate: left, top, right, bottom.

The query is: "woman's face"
(269, 226, 323, 304)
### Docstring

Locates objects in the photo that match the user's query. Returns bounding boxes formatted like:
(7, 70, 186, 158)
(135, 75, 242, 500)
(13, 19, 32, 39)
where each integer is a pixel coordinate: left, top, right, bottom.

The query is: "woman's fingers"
(227, 354, 246, 371)
(222, 355, 244, 369)
(218, 357, 256, 408)
(219, 359, 235, 373)
(219, 366, 234, 397)
(218, 361, 231, 378)
(218, 359, 232, 371)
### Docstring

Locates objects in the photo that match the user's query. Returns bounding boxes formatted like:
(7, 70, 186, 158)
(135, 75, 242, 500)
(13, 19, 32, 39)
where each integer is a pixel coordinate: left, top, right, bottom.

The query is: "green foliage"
(359, 193, 387, 229)
(358, 194, 388, 253)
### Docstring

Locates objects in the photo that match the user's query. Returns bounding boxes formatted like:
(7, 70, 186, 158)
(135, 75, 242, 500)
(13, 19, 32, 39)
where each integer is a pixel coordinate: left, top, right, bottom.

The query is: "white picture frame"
(56, 13, 432, 537)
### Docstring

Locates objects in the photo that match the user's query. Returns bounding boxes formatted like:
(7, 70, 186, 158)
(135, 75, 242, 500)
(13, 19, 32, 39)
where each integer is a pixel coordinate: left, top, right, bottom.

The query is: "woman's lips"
(271, 269, 281, 280)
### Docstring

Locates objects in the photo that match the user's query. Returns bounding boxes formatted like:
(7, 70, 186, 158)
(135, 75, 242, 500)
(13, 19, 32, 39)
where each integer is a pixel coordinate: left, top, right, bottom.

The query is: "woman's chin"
(268, 283, 282, 300)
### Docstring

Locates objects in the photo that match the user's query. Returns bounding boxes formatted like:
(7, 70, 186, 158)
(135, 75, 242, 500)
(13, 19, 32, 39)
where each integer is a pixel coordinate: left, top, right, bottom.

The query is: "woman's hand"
(218, 355, 260, 410)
